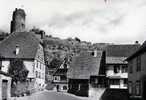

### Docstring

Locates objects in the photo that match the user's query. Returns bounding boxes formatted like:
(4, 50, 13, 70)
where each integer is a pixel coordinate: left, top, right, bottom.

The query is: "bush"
(8, 58, 29, 83)
(25, 90, 31, 96)
(45, 83, 54, 90)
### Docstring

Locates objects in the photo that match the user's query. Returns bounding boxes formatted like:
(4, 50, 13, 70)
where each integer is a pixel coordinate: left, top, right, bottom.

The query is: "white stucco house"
(106, 57, 128, 89)
(0, 31, 46, 93)
(105, 44, 140, 89)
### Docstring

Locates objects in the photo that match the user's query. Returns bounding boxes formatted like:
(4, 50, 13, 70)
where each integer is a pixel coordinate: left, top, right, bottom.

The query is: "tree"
(75, 37, 81, 42)
(49, 58, 62, 68)
(8, 59, 29, 83)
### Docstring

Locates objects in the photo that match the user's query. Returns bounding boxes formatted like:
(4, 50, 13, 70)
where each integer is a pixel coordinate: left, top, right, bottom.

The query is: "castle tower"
(10, 8, 26, 33)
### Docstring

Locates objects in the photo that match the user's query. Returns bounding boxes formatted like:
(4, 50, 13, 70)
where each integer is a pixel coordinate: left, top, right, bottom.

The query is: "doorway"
(2, 80, 8, 100)
(143, 80, 146, 100)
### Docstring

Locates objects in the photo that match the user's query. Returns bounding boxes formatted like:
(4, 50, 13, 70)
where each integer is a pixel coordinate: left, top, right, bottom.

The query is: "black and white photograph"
(0, 0, 145, 100)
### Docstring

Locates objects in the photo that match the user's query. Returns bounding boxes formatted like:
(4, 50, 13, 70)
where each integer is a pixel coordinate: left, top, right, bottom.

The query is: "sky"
(1, 0, 146, 44)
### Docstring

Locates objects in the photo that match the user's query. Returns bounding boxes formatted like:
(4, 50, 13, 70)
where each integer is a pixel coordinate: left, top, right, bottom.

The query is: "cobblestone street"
(11, 90, 90, 100)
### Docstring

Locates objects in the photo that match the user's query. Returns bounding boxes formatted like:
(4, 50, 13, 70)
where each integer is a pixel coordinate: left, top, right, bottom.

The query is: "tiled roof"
(106, 57, 127, 64)
(67, 51, 103, 79)
(127, 41, 146, 60)
(0, 32, 40, 59)
(105, 44, 140, 57)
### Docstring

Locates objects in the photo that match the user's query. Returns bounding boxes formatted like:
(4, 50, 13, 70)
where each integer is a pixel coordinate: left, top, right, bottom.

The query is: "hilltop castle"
(10, 8, 26, 33)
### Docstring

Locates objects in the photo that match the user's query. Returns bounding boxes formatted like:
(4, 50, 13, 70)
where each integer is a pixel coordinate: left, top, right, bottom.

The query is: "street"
(12, 90, 89, 100)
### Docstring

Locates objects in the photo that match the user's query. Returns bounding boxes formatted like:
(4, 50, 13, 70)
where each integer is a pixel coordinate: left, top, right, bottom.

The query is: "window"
(29, 78, 34, 82)
(136, 81, 141, 96)
(122, 65, 128, 73)
(22, 23, 25, 28)
(36, 71, 38, 78)
(132, 83, 136, 95)
(42, 73, 43, 79)
(54, 76, 60, 81)
(78, 84, 81, 90)
(129, 61, 133, 73)
(40, 63, 41, 69)
(38, 62, 40, 69)
(64, 63, 67, 69)
(128, 81, 132, 94)
(95, 78, 98, 84)
(54, 77, 57, 80)
(110, 79, 120, 85)
(91, 52, 94, 56)
(39, 72, 41, 78)
(136, 56, 141, 72)
(36, 61, 38, 68)
(124, 79, 128, 87)
(114, 65, 120, 73)
(60, 76, 67, 81)
(60, 64, 64, 69)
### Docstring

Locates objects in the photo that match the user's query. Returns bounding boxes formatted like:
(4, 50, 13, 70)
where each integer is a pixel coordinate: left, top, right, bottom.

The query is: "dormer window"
(15, 45, 20, 55)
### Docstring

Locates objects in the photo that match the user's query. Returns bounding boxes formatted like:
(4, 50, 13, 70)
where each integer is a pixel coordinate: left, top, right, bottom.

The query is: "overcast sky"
(1, 0, 146, 44)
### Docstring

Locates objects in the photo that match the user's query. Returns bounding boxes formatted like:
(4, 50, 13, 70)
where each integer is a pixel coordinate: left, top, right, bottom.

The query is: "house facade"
(1, 8, 46, 95)
(0, 31, 46, 94)
(126, 41, 146, 100)
(105, 44, 140, 89)
(67, 50, 106, 97)
(52, 61, 69, 92)
(106, 57, 128, 89)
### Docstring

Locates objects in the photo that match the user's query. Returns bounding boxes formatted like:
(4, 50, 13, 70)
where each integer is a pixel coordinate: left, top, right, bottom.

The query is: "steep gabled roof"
(0, 32, 40, 59)
(105, 44, 140, 57)
(67, 51, 104, 79)
(105, 44, 140, 64)
(127, 41, 146, 60)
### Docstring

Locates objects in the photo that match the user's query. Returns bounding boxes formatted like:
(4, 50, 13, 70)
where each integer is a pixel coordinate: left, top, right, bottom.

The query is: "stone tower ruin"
(10, 8, 26, 33)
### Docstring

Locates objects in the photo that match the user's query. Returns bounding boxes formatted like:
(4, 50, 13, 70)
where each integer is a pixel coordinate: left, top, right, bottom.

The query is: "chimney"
(135, 41, 139, 44)
(15, 45, 20, 55)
